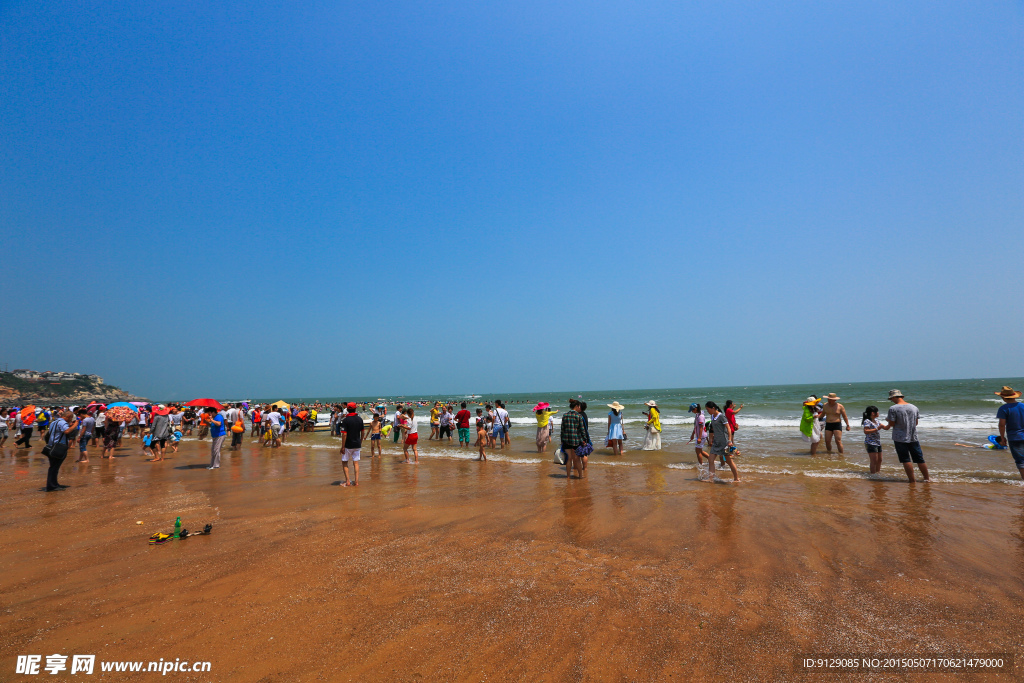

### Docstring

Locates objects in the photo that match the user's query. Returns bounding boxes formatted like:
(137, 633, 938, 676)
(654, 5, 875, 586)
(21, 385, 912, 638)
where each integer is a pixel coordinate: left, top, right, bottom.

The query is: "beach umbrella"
(86, 402, 107, 413)
(107, 401, 139, 411)
(106, 405, 136, 422)
(271, 400, 290, 410)
(20, 405, 36, 423)
(185, 398, 225, 410)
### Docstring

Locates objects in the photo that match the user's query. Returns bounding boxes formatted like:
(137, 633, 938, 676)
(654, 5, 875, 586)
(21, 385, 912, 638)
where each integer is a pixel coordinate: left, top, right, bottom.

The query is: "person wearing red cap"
(339, 404, 365, 487)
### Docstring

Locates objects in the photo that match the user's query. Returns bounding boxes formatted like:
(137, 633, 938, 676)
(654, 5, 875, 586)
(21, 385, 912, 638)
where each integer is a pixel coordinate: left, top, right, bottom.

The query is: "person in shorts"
(393, 404, 404, 443)
(403, 408, 419, 463)
(456, 402, 472, 448)
(339, 403, 365, 487)
(429, 403, 440, 440)
(0, 409, 9, 447)
(705, 401, 739, 482)
(885, 390, 929, 483)
(367, 414, 383, 457)
(76, 408, 94, 462)
(687, 403, 709, 475)
(861, 406, 889, 474)
(996, 386, 1024, 481)
(821, 393, 851, 454)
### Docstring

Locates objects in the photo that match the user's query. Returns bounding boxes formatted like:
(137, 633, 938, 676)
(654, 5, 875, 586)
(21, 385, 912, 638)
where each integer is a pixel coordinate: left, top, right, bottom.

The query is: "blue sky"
(1, 0, 1021, 400)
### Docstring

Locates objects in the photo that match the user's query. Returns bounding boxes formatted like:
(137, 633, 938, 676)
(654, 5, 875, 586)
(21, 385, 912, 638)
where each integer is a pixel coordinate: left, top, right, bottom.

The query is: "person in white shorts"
(339, 403, 365, 487)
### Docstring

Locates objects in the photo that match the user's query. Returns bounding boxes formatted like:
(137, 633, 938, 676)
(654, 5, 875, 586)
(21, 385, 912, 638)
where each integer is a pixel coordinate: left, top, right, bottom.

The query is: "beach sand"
(2, 436, 1022, 681)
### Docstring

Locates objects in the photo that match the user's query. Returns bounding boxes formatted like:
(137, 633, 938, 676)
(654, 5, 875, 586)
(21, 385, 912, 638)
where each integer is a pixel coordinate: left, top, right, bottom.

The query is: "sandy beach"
(2, 435, 1022, 681)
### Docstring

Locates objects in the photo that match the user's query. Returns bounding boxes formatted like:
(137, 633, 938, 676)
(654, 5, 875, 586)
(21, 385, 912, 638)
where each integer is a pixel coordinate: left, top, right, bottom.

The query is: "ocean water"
(250, 378, 1024, 486)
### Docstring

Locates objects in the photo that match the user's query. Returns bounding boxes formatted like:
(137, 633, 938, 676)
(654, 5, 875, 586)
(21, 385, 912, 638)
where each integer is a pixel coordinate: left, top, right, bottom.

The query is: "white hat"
(645, 400, 658, 407)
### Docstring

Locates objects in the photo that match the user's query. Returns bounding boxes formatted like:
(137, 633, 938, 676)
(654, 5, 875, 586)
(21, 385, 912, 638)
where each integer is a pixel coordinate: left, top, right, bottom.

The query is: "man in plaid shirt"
(559, 400, 589, 479)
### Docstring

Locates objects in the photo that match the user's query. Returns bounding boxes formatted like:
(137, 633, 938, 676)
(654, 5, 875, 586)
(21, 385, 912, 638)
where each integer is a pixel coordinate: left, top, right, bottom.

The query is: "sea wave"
(507, 414, 998, 429)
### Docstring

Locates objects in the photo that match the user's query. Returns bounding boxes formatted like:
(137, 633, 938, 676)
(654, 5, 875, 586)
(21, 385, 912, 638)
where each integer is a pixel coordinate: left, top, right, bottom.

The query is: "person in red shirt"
(251, 407, 262, 437)
(455, 402, 472, 448)
(724, 401, 742, 433)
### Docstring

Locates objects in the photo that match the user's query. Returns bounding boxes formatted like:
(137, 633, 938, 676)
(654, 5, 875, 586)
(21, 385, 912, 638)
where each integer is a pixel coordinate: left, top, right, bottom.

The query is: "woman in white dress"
(642, 400, 662, 450)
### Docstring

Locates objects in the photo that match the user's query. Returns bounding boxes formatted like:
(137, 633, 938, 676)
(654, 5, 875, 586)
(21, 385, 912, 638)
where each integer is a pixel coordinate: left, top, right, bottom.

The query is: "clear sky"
(1, 0, 1021, 400)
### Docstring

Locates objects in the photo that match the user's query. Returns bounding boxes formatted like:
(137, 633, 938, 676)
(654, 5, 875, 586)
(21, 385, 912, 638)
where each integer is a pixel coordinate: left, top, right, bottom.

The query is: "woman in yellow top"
(533, 402, 559, 453)
(642, 400, 662, 451)
(429, 403, 441, 440)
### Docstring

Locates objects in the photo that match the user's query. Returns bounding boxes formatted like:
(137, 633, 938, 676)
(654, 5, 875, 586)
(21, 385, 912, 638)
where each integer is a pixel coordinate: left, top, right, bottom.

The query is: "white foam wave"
(509, 414, 997, 429)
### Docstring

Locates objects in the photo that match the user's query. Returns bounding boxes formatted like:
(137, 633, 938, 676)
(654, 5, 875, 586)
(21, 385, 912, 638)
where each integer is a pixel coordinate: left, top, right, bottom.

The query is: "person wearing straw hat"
(884, 390, 929, 483)
(641, 400, 662, 451)
(820, 393, 851, 455)
(799, 396, 823, 455)
(533, 402, 558, 453)
(995, 386, 1024, 480)
(606, 402, 626, 456)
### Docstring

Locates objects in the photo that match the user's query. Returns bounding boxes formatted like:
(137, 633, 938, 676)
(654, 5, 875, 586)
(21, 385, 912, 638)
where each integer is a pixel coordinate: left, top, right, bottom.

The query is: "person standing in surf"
(606, 402, 625, 456)
(533, 402, 558, 453)
(402, 408, 419, 463)
(706, 402, 739, 482)
(885, 389, 929, 483)
(688, 403, 710, 477)
(642, 400, 662, 450)
(995, 386, 1024, 481)
(800, 396, 823, 455)
(559, 399, 589, 479)
(862, 406, 889, 475)
(821, 393, 851, 454)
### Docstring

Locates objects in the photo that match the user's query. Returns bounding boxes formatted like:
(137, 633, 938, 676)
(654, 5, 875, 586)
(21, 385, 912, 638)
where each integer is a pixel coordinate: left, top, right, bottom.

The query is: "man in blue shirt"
(996, 386, 1024, 480)
(206, 407, 226, 469)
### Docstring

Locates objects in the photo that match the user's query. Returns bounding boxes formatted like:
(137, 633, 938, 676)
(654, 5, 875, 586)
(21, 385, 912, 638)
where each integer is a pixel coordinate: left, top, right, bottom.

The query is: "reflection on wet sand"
(1, 438, 1022, 681)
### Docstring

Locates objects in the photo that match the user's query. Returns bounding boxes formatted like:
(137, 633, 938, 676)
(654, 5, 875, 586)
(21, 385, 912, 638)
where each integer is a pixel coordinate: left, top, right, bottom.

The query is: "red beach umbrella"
(185, 398, 225, 411)
(86, 402, 107, 412)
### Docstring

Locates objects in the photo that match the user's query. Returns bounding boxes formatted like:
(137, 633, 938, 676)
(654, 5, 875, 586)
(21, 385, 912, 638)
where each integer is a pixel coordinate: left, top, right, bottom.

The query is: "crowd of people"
(4, 385, 1023, 491)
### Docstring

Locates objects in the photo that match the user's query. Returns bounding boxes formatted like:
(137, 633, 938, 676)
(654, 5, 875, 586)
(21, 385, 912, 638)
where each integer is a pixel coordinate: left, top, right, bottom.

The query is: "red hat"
(347, 402, 357, 410)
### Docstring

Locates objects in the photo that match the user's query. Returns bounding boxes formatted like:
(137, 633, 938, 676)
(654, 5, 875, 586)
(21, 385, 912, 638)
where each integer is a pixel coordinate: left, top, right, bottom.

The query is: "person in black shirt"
(339, 403, 366, 487)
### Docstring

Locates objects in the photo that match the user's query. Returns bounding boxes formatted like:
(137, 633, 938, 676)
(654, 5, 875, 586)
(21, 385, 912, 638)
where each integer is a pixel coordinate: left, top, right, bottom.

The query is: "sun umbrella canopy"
(185, 398, 225, 410)
(86, 402, 107, 412)
(271, 401, 290, 409)
(106, 406, 136, 422)
(20, 405, 36, 423)
(130, 401, 150, 407)
(107, 402, 139, 411)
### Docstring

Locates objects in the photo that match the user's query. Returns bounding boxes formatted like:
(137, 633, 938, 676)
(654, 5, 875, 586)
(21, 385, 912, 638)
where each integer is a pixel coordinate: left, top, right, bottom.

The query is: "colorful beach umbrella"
(185, 398, 225, 410)
(107, 401, 139, 411)
(130, 401, 150, 407)
(86, 402, 107, 412)
(106, 405, 136, 422)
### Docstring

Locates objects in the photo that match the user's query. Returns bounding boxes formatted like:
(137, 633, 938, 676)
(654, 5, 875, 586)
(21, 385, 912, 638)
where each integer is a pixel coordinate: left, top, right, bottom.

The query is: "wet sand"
(2, 435, 1023, 681)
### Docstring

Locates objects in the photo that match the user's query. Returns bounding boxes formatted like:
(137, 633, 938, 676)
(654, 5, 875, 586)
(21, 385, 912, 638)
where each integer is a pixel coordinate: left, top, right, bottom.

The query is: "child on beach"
(477, 421, 488, 461)
(862, 406, 889, 474)
(368, 414, 383, 457)
(142, 429, 154, 459)
(474, 409, 486, 447)
(169, 429, 181, 454)
(403, 409, 419, 463)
